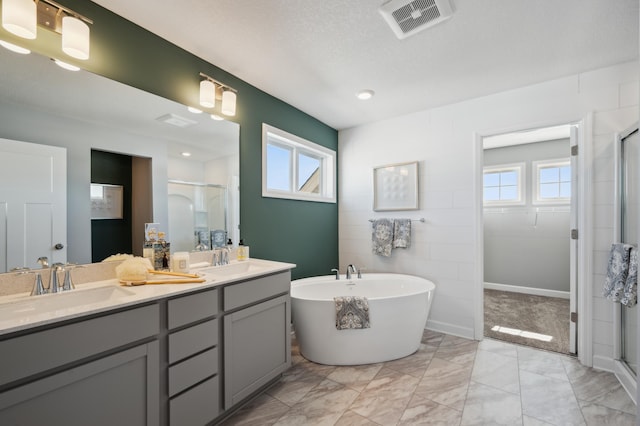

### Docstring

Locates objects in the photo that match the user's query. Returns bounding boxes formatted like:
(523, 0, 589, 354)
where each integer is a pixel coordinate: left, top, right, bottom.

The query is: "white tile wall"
(338, 60, 639, 368)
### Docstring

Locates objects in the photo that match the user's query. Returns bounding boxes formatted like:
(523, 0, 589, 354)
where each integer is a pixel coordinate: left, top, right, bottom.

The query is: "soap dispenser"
(237, 239, 249, 261)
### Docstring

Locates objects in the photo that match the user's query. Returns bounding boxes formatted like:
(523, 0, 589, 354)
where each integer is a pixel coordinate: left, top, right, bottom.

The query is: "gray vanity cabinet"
(223, 272, 291, 409)
(167, 288, 220, 426)
(0, 305, 160, 426)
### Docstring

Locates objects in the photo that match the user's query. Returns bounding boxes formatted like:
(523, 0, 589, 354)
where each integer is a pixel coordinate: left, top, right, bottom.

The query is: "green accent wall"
(90, 150, 133, 262)
(0, 0, 338, 279)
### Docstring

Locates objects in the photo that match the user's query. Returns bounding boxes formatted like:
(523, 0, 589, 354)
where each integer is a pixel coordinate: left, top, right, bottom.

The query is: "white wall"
(339, 60, 639, 368)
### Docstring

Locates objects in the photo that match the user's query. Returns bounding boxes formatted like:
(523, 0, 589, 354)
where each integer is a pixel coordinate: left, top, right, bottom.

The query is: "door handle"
(54, 243, 64, 250)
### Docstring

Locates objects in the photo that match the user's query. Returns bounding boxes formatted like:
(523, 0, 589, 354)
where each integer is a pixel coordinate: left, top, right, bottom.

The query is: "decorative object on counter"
(120, 277, 205, 286)
(210, 229, 226, 248)
(115, 257, 153, 282)
(237, 240, 249, 261)
(143, 230, 171, 271)
(171, 251, 190, 273)
(102, 253, 134, 262)
(373, 161, 419, 211)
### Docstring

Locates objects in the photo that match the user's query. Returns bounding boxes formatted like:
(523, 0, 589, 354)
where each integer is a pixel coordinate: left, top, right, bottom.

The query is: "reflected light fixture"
(2, 0, 92, 60)
(53, 58, 80, 71)
(181, 152, 192, 157)
(2, 0, 37, 39)
(187, 106, 203, 114)
(210, 114, 224, 121)
(0, 40, 30, 54)
(199, 72, 238, 116)
(356, 89, 375, 100)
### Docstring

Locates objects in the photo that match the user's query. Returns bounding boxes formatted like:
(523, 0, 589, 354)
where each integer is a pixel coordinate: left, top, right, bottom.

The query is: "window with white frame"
(262, 123, 336, 203)
(483, 163, 525, 205)
(533, 159, 571, 204)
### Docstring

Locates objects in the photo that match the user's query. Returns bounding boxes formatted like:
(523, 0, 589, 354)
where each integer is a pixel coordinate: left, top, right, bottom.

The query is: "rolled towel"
(393, 219, 411, 248)
(622, 246, 638, 307)
(603, 243, 634, 302)
(335, 296, 370, 330)
(372, 219, 393, 257)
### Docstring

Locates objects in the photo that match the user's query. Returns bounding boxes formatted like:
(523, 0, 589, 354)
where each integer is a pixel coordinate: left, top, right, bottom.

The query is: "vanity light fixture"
(2, 0, 92, 60)
(0, 39, 30, 54)
(199, 72, 238, 116)
(2, 0, 37, 39)
(221, 89, 237, 117)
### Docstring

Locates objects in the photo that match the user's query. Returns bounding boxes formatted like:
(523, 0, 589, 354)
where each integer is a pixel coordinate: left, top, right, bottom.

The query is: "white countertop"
(0, 258, 295, 337)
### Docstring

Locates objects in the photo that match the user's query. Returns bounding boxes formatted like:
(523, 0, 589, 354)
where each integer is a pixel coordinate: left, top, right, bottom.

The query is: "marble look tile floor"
(221, 331, 636, 425)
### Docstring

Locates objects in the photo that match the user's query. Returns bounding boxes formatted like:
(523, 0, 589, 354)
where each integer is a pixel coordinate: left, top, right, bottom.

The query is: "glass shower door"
(621, 128, 639, 374)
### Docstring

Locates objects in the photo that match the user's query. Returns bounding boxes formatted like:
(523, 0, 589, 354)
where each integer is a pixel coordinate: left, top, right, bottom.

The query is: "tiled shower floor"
(221, 331, 636, 425)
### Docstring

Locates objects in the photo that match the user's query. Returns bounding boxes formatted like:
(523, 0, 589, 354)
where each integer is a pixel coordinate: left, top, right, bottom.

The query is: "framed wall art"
(373, 161, 419, 211)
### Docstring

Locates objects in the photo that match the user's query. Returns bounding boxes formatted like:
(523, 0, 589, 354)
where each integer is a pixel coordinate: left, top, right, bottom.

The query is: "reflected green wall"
(0, 0, 338, 279)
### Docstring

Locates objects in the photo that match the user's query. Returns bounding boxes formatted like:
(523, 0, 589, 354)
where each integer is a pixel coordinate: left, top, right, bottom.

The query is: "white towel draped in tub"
(372, 219, 394, 257)
(622, 247, 638, 307)
(393, 219, 411, 249)
(335, 296, 370, 330)
(603, 243, 634, 303)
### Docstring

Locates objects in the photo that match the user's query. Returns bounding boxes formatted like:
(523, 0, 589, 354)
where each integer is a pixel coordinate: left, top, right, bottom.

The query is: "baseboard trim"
(484, 282, 570, 299)
(593, 354, 615, 372)
(427, 320, 475, 340)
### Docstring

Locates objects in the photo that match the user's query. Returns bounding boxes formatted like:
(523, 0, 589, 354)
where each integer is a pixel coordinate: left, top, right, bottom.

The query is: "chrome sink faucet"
(346, 264, 356, 280)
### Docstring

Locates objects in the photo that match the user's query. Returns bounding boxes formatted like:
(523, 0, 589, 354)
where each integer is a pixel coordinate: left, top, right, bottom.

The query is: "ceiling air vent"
(379, 0, 454, 39)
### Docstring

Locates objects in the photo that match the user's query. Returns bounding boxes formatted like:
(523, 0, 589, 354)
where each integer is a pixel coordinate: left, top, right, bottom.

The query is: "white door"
(0, 138, 67, 272)
(569, 126, 579, 354)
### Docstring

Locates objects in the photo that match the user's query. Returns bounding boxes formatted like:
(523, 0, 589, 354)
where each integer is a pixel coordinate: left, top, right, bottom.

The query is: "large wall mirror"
(0, 47, 239, 272)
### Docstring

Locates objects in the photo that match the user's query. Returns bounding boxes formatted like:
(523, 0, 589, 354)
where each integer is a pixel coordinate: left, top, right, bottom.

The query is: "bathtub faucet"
(346, 264, 357, 280)
(331, 268, 340, 280)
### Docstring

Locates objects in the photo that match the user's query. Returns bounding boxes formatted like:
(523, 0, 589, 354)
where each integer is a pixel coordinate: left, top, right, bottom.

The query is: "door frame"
(473, 114, 593, 366)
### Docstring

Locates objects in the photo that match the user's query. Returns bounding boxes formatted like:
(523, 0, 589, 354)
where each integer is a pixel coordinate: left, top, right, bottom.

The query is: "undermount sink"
(0, 285, 135, 322)
(199, 260, 268, 277)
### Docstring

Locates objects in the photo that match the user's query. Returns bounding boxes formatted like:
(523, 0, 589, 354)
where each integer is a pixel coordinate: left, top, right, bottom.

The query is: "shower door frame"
(612, 122, 639, 398)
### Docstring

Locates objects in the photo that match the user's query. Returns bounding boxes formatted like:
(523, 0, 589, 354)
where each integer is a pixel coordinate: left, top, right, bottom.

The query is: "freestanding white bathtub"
(291, 273, 435, 365)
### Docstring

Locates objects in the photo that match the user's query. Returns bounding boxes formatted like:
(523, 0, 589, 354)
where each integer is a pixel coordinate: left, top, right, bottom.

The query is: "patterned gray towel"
(335, 296, 370, 330)
(393, 219, 411, 248)
(372, 219, 393, 257)
(622, 246, 638, 307)
(603, 243, 634, 302)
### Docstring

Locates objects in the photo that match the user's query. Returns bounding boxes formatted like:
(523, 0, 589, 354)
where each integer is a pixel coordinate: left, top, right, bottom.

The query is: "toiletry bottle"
(237, 239, 249, 261)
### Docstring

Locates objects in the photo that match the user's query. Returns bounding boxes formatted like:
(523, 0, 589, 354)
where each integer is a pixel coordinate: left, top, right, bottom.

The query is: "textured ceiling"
(91, 0, 639, 130)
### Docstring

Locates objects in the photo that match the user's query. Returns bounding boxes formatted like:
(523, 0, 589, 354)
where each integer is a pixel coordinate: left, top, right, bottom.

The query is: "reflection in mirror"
(0, 46, 239, 271)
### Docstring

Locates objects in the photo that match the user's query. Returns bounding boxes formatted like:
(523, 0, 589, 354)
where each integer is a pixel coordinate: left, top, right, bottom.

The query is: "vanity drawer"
(167, 289, 218, 330)
(170, 375, 219, 426)
(0, 304, 159, 387)
(169, 347, 218, 397)
(224, 271, 290, 311)
(168, 318, 218, 364)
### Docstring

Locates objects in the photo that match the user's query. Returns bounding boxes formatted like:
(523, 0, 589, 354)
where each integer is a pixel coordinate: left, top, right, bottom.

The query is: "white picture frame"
(373, 161, 419, 211)
(90, 183, 124, 220)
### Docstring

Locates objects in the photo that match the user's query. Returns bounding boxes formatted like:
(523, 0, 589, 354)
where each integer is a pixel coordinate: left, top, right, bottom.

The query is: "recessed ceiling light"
(356, 89, 375, 100)
(210, 114, 224, 121)
(181, 152, 192, 157)
(53, 59, 80, 71)
(0, 40, 29, 54)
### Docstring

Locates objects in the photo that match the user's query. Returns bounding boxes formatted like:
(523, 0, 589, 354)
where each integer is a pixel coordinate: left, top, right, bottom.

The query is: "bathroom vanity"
(0, 258, 294, 426)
